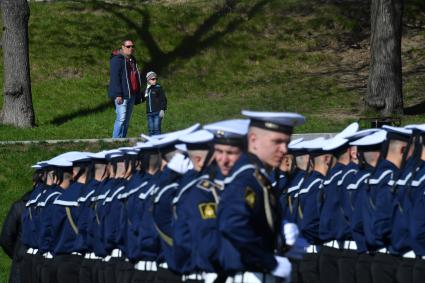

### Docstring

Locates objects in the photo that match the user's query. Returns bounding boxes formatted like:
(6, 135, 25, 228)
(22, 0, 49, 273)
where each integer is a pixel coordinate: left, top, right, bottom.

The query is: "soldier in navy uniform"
(128, 141, 162, 283)
(151, 124, 200, 283)
(49, 152, 93, 283)
(318, 123, 359, 283)
(101, 150, 131, 283)
(37, 154, 74, 283)
(293, 137, 332, 283)
(336, 129, 383, 283)
(389, 124, 425, 283)
(217, 110, 305, 283)
(348, 130, 387, 283)
(406, 125, 425, 283)
(173, 119, 248, 283)
(172, 129, 215, 282)
(20, 162, 49, 283)
(78, 151, 109, 283)
(361, 126, 413, 283)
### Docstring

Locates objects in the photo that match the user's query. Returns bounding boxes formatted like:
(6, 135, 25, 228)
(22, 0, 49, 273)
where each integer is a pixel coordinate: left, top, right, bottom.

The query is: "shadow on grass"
(78, 0, 269, 75)
(404, 101, 425, 115)
(48, 0, 268, 125)
(50, 100, 113, 126)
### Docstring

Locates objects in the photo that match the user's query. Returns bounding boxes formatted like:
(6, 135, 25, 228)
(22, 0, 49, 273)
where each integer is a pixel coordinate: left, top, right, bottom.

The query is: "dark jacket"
(1, 191, 31, 283)
(144, 83, 167, 113)
(107, 50, 142, 100)
(0, 191, 31, 260)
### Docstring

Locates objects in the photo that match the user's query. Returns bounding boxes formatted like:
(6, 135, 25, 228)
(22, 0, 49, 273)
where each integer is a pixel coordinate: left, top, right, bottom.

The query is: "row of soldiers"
(3, 110, 425, 283)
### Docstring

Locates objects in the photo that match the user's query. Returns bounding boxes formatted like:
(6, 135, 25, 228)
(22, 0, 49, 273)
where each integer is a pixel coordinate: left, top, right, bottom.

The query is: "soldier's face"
(214, 144, 242, 176)
(250, 130, 290, 168)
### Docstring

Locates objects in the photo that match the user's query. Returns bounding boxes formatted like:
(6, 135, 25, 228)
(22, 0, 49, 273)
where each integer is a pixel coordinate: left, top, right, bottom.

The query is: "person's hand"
(283, 222, 299, 246)
(116, 97, 123, 105)
(271, 256, 292, 278)
(159, 110, 165, 118)
(167, 153, 192, 175)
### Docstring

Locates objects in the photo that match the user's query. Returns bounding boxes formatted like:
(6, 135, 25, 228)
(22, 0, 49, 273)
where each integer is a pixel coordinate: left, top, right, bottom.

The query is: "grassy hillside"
(0, 0, 424, 281)
(0, 0, 423, 141)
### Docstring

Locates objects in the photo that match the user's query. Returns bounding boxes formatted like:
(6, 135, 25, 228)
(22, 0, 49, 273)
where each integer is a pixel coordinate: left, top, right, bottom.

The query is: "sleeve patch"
(245, 186, 256, 208)
(198, 202, 217, 219)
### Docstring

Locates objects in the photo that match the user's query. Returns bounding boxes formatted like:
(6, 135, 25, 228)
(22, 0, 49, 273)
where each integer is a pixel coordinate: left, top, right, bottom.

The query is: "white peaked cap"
(242, 110, 306, 130)
(405, 124, 425, 133)
(288, 138, 304, 148)
(350, 130, 387, 146)
(334, 122, 359, 139)
(322, 137, 349, 151)
(154, 124, 202, 148)
(203, 119, 250, 137)
(178, 129, 214, 144)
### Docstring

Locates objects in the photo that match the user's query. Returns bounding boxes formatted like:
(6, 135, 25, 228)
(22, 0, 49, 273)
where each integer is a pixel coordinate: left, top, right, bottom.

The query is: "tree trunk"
(0, 0, 35, 128)
(365, 0, 404, 116)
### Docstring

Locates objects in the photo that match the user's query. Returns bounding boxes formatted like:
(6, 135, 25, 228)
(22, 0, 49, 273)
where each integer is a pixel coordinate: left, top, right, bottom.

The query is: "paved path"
(0, 133, 336, 145)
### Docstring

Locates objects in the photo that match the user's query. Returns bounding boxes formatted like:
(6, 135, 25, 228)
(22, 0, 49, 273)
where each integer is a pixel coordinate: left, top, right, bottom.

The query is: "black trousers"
(116, 260, 134, 283)
(289, 258, 302, 283)
(319, 246, 341, 283)
(371, 253, 400, 283)
(131, 270, 156, 283)
(55, 254, 84, 283)
(413, 258, 425, 283)
(396, 257, 415, 283)
(104, 258, 121, 283)
(40, 257, 59, 283)
(356, 253, 374, 283)
(338, 250, 358, 283)
(79, 258, 101, 283)
(20, 253, 43, 283)
(299, 253, 320, 283)
(154, 267, 182, 283)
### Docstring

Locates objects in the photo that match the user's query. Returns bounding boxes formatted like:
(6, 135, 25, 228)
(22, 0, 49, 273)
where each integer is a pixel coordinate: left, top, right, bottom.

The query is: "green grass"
(0, 0, 422, 141)
(0, 0, 424, 281)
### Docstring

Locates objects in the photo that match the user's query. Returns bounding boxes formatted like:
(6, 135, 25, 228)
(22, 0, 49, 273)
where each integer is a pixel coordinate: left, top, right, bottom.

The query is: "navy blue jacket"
(350, 168, 373, 253)
(173, 170, 210, 274)
(336, 162, 359, 242)
(108, 51, 141, 100)
(362, 159, 398, 250)
(280, 169, 306, 223)
(218, 153, 279, 273)
(50, 182, 86, 255)
(296, 171, 325, 245)
(409, 160, 425, 256)
(390, 159, 416, 255)
(319, 163, 345, 243)
(21, 183, 46, 250)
